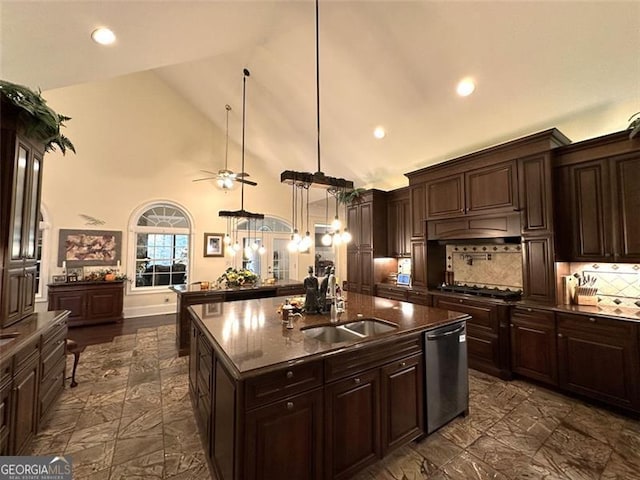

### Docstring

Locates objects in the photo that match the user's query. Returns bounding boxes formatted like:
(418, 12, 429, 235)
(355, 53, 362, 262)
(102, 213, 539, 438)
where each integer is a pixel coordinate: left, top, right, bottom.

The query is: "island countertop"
(170, 278, 303, 295)
(188, 291, 469, 376)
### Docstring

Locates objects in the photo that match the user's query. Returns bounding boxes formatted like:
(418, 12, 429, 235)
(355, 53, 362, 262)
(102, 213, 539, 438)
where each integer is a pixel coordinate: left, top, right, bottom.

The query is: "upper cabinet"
(554, 132, 640, 263)
(426, 162, 517, 219)
(346, 189, 387, 255)
(409, 184, 426, 238)
(387, 188, 410, 257)
(1, 101, 46, 327)
(518, 154, 554, 234)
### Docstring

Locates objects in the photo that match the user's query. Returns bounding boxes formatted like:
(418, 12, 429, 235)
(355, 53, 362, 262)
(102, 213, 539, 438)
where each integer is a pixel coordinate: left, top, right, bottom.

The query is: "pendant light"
(280, 0, 356, 248)
(219, 69, 265, 258)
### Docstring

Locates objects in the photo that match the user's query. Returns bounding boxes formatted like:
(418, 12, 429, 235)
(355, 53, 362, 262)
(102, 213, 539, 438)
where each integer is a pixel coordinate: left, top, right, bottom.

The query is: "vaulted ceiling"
(3, 1, 639, 190)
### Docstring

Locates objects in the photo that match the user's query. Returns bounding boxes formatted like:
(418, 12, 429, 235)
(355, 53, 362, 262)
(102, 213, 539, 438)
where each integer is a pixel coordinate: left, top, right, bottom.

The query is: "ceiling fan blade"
(237, 178, 257, 186)
(236, 172, 250, 177)
(200, 170, 218, 176)
(192, 177, 217, 182)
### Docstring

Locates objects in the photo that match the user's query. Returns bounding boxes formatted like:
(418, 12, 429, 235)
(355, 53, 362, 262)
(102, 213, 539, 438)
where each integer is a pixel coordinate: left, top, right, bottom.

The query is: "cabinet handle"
(558, 333, 563, 338)
(286, 370, 294, 379)
(588, 317, 596, 323)
(286, 401, 294, 410)
(354, 378, 361, 385)
(459, 299, 464, 304)
(510, 323, 514, 327)
(57, 340, 64, 346)
(400, 362, 406, 368)
(527, 308, 532, 313)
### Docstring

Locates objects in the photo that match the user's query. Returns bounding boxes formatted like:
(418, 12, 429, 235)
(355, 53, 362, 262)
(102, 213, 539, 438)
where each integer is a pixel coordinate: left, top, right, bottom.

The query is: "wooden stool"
(65, 339, 81, 388)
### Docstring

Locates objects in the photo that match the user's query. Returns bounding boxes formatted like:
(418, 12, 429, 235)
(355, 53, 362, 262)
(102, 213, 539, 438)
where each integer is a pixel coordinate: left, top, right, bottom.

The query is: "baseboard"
(124, 304, 176, 319)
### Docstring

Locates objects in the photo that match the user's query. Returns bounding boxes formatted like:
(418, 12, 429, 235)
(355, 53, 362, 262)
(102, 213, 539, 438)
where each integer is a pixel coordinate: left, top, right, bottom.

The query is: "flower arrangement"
(217, 267, 258, 288)
(83, 268, 128, 282)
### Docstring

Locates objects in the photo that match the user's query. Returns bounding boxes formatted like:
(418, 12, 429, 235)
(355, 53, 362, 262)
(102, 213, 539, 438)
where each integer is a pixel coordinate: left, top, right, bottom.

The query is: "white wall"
(39, 71, 296, 317)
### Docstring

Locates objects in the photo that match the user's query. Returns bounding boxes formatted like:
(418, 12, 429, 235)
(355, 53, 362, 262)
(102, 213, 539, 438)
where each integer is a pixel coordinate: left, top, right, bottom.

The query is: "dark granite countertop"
(170, 278, 303, 295)
(528, 303, 640, 322)
(0, 310, 69, 360)
(376, 282, 428, 292)
(189, 291, 469, 376)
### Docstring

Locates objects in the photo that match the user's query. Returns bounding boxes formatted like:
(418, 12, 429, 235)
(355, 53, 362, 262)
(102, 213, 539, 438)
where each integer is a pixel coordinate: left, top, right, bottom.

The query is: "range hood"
(427, 213, 521, 242)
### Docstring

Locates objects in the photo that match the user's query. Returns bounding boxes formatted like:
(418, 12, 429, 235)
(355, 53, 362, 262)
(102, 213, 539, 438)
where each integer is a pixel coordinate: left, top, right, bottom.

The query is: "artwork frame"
(58, 229, 122, 267)
(203, 301, 223, 318)
(67, 267, 84, 281)
(52, 275, 66, 284)
(204, 232, 224, 257)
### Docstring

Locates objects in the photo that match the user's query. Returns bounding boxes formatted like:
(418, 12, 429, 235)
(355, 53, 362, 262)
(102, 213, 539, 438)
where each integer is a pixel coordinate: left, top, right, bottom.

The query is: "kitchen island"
(188, 292, 469, 480)
(170, 279, 304, 355)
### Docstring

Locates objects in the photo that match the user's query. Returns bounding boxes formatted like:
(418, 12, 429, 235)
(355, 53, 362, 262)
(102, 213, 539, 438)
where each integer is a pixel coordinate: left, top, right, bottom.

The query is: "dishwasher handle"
(426, 324, 465, 341)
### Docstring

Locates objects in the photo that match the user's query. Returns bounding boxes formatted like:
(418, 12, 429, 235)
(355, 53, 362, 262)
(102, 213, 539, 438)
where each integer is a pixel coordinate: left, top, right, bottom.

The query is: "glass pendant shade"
(333, 232, 342, 245)
(331, 216, 341, 231)
(341, 229, 352, 244)
(321, 232, 332, 246)
(223, 234, 231, 245)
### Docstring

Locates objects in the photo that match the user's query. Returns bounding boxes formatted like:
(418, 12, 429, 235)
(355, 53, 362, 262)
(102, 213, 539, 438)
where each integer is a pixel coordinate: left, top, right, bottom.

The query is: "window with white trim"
(132, 204, 191, 289)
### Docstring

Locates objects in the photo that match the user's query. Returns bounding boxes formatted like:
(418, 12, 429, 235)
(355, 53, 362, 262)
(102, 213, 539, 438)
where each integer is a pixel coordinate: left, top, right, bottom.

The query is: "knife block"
(576, 295, 598, 306)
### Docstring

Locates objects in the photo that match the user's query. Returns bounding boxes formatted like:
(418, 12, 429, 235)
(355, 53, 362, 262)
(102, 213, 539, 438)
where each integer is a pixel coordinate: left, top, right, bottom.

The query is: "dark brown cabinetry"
(11, 349, 39, 455)
(432, 295, 510, 379)
(410, 240, 427, 288)
(521, 236, 556, 303)
(387, 189, 410, 257)
(554, 133, 640, 263)
(48, 281, 124, 327)
(0, 359, 12, 456)
(1, 106, 45, 327)
(38, 317, 68, 424)
(409, 184, 426, 238)
(556, 313, 639, 411)
(426, 161, 518, 220)
(347, 190, 387, 294)
(510, 307, 557, 386)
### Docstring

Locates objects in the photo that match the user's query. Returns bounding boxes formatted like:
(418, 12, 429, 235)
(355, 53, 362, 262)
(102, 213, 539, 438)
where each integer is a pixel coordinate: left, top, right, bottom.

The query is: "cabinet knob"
(459, 299, 464, 304)
(57, 340, 64, 345)
(286, 370, 294, 379)
(354, 377, 361, 385)
(527, 308, 532, 313)
(558, 333, 563, 338)
(286, 401, 294, 410)
(400, 362, 406, 368)
(510, 323, 514, 327)
(588, 317, 596, 323)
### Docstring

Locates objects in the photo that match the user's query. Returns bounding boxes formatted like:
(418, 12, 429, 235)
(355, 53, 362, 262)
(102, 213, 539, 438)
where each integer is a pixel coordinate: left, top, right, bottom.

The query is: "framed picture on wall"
(204, 233, 224, 257)
(58, 229, 122, 267)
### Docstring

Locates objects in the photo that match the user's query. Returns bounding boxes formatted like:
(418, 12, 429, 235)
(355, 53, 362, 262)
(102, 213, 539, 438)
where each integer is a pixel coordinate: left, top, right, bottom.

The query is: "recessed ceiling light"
(91, 27, 116, 45)
(456, 78, 475, 97)
(373, 126, 386, 139)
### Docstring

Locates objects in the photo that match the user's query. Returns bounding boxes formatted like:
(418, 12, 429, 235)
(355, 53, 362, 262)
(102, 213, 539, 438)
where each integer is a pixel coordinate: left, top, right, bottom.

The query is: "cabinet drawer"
(325, 334, 422, 383)
(433, 297, 496, 332)
(39, 358, 65, 422)
(42, 317, 68, 353)
(41, 338, 66, 382)
(406, 290, 430, 306)
(0, 359, 12, 387)
(13, 335, 40, 373)
(556, 313, 636, 339)
(512, 306, 554, 324)
(197, 335, 213, 391)
(0, 380, 10, 438)
(376, 286, 407, 302)
(245, 361, 323, 410)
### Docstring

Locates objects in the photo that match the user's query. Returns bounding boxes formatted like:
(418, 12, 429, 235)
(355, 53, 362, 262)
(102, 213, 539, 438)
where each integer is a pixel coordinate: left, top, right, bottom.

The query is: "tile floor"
(31, 324, 640, 480)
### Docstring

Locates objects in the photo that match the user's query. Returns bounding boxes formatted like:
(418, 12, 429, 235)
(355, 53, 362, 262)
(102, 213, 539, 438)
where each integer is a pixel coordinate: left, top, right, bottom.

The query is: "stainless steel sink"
(0, 332, 20, 347)
(342, 319, 398, 336)
(302, 325, 362, 343)
(302, 318, 398, 343)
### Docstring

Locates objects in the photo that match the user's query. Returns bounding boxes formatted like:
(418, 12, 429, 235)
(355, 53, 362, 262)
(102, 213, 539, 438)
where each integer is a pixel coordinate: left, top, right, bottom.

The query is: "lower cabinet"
(0, 373, 11, 456)
(510, 307, 557, 386)
(245, 388, 323, 480)
(11, 353, 39, 455)
(325, 369, 380, 480)
(557, 313, 639, 411)
(48, 281, 124, 327)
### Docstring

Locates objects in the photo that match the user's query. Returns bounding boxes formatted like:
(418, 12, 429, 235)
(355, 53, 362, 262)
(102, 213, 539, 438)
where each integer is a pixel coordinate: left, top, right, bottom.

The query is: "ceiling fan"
(193, 104, 257, 189)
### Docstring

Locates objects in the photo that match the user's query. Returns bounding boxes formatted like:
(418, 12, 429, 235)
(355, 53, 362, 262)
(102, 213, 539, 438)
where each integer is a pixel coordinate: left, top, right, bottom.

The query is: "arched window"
(130, 203, 191, 290)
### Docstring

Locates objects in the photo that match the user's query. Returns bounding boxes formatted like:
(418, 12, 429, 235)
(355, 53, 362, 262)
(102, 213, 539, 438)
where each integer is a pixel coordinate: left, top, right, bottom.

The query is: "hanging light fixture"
(280, 0, 355, 249)
(218, 105, 235, 190)
(219, 68, 265, 259)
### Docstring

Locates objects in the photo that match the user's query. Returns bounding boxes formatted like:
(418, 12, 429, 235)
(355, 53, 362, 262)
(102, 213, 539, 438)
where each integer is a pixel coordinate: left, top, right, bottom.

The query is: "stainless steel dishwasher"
(424, 319, 469, 433)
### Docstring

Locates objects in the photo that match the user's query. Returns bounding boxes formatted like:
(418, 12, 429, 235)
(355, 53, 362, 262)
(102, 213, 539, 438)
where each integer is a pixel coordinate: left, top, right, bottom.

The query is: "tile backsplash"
(570, 263, 640, 308)
(446, 244, 523, 289)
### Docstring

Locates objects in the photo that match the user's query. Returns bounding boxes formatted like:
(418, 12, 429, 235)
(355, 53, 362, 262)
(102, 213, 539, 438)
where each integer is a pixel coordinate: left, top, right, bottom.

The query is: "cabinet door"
(346, 250, 360, 293)
(2, 268, 24, 326)
(510, 308, 557, 385)
(0, 380, 10, 453)
(400, 199, 410, 255)
(521, 235, 555, 304)
(570, 161, 611, 260)
(613, 155, 640, 262)
(21, 265, 37, 316)
(557, 314, 639, 411)
(49, 289, 85, 324)
(380, 354, 423, 454)
(23, 155, 42, 260)
(519, 155, 552, 234)
(466, 161, 518, 215)
(9, 144, 30, 262)
(11, 355, 39, 455)
(410, 240, 426, 288)
(325, 369, 380, 480)
(426, 175, 464, 219)
(86, 285, 123, 321)
(359, 249, 374, 295)
(245, 388, 323, 480)
(189, 323, 198, 394)
(347, 205, 360, 248)
(409, 184, 426, 237)
(359, 203, 373, 249)
(387, 201, 400, 257)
